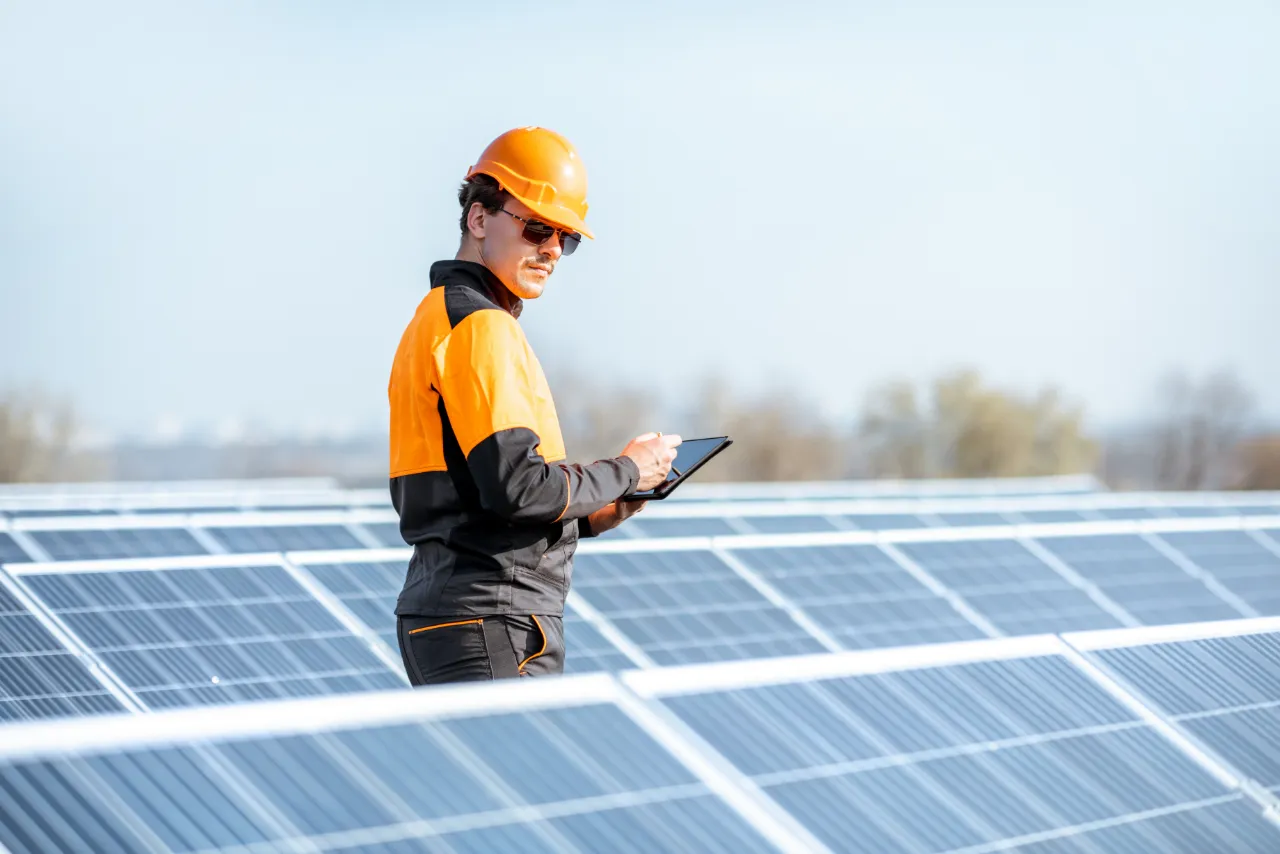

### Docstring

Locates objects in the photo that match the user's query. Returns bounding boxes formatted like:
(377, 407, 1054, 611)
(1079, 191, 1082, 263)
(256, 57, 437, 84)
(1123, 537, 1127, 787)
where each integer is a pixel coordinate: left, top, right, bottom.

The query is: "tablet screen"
(627, 436, 730, 499)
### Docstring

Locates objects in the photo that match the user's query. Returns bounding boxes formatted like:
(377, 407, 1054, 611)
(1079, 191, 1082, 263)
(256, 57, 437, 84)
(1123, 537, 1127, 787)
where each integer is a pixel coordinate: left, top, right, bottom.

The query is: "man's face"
(476, 196, 567, 300)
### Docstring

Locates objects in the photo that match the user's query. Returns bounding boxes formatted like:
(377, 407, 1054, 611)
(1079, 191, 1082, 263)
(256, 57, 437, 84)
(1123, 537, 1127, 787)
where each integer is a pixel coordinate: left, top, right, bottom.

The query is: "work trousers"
(397, 614, 565, 685)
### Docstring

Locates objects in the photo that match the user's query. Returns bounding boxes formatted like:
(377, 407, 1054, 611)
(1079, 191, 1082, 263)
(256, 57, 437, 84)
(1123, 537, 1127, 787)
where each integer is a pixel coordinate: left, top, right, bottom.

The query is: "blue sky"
(2, 1, 1277, 441)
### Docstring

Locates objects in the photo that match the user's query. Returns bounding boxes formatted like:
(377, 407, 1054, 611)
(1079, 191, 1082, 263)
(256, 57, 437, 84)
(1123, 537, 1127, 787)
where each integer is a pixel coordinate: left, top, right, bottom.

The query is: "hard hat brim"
(520, 197, 595, 241)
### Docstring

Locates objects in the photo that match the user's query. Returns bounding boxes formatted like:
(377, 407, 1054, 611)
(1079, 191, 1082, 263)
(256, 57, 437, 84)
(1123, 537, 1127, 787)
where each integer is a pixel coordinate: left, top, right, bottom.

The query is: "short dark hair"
(458, 174, 510, 236)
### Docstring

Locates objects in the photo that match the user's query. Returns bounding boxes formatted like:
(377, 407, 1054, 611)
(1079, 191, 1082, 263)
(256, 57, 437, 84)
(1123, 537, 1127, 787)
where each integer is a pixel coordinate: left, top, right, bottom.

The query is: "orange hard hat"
(465, 126, 595, 240)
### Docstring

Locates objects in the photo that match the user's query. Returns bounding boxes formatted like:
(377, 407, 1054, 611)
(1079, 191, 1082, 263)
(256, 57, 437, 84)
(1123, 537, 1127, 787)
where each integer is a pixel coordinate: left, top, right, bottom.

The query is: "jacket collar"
(429, 260, 523, 318)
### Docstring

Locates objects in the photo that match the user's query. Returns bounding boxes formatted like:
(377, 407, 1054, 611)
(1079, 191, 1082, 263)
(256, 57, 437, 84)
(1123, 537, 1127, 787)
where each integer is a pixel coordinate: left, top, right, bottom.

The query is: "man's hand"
(622, 432, 682, 492)
(586, 497, 646, 537)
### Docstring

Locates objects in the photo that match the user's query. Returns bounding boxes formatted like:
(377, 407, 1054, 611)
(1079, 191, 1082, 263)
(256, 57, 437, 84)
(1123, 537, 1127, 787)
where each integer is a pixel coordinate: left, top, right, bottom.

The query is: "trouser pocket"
(505, 615, 565, 678)
(397, 615, 566, 685)
(399, 618, 493, 685)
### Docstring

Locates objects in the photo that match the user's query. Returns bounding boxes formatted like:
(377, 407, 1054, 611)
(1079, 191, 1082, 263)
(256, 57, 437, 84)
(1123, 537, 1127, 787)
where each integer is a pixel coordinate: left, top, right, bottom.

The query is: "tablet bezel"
(619, 436, 733, 502)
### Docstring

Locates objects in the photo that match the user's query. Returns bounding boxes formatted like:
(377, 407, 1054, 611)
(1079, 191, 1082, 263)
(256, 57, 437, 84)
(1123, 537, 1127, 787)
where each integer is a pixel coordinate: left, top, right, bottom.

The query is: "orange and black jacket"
(388, 260, 640, 617)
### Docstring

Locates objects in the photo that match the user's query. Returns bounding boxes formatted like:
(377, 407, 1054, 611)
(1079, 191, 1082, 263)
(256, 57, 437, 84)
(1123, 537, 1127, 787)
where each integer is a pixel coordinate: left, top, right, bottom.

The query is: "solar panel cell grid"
(899, 539, 1124, 635)
(562, 615, 635, 673)
(663, 654, 1280, 853)
(0, 533, 31, 565)
(29, 527, 210, 561)
(1014, 510, 1092, 524)
(206, 525, 365, 553)
(743, 515, 841, 535)
(733, 544, 985, 649)
(362, 521, 406, 547)
(1095, 507, 1175, 520)
(1036, 534, 1244, 625)
(1096, 632, 1280, 790)
(18, 564, 404, 709)
(571, 550, 827, 666)
(1159, 531, 1280, 615)
(0, 704, 781, 854)
(934, 512, 1016, 527)
(629, 518, 740, 538)
(303, 560, 404, 650)
(0, 584, 126, 721)
(838, 513, 927, 530)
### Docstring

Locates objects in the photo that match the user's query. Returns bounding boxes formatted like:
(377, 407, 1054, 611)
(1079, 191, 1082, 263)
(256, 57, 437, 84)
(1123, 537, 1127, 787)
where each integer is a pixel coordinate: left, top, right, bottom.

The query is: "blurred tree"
(0, 390, 96, 482)
(691, 380, 847, 482)
(858, 380, 927, 478)
(549, 370, 662, 465)
(1232, 435, 1280, 490)
(859, 370, 1095, 478)
(1151, 370, 1255, 489)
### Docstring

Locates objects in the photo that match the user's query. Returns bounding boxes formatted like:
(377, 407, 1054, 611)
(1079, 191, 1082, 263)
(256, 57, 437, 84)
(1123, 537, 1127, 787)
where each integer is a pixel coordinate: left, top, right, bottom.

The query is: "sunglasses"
(496, 208, 582, 256)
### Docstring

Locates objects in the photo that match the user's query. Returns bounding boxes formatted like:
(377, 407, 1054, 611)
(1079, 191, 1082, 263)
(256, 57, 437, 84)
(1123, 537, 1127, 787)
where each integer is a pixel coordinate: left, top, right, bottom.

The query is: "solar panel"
(571, 550, 828, 666)
(362, 521, 406, 547)
(1091, 629, 1280, 793)
(1167, 506, 1237, 518)
(300, 559, 401, 645)
(1095, 507, 1175, 520)
(898, 539, 1124, 635)
(630, 518, 741, 538)
(0, 683, 789, 854)
(743, 515, 842, 535)
(27, 527, 209, 561)
(11, 560, 405, 710)
(1014, 510, 1093, 524)
(838, 513, 927, 530)
(0, 532, 31, 564)
(1232, 505, 1280, 516)
(206, 524, 365, 553)
(560, 614, 638, 674)
(732, 544, 987, 649)
(641, 644, 1280, 853)
(5, 508, 121, 518)
(0, 582, 127, 721)
(932, 512, 1015, 527)
(1036, 534, 1246, 625)
(1158, 531, 1280, 615)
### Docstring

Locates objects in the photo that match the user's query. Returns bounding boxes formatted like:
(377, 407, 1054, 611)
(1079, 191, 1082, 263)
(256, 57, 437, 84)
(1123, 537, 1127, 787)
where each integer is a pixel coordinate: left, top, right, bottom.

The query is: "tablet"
(620, 436, 733, 501)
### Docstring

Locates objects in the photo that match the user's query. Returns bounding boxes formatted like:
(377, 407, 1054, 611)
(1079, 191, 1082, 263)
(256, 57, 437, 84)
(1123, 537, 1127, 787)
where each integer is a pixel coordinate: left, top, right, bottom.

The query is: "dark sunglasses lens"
(522, 221, 556, 245)
(522, 220, 581, 256)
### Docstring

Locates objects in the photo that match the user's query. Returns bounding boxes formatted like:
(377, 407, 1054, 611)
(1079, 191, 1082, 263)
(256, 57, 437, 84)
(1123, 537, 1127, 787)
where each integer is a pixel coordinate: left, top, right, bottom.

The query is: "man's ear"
(465, 202, 488, 239)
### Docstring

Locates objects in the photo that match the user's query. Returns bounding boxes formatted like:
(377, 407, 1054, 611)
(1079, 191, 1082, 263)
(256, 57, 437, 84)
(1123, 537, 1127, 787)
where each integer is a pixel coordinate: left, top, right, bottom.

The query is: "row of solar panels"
(0, 474, 1105, 516)
(1, 616, 1278, 853)
(2, 514, 1277, 722)
(4, 492, 1280, 564)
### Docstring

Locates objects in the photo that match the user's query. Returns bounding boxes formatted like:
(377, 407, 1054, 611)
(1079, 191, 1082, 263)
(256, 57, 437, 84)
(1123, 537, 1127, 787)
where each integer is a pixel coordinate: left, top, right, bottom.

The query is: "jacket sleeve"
(437, 308, 640, 525)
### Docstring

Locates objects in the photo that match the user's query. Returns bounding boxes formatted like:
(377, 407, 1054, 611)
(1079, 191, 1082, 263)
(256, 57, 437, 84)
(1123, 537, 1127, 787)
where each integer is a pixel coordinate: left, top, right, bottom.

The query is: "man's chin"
(511, 277, 546, 300)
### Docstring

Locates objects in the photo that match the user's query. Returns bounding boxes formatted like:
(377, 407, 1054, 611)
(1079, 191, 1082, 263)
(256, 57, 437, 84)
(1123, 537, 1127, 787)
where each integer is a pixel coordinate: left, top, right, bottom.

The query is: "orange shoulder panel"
(388, 289, 449, 478)
(435, 308, 566, 462)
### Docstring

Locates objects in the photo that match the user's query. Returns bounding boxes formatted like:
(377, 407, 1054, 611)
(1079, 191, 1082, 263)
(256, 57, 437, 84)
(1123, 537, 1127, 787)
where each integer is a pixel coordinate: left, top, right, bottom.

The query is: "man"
(388, 126, 680, 684)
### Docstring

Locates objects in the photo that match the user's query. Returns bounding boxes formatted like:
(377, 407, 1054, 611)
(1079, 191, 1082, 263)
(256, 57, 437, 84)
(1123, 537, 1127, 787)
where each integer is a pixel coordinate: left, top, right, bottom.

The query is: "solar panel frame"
(570, 548, 832, 666)
(1067, 616, 1280, 812)
(1035, 532, 1251, 626)
(0, 571, 136, 721)
(628, 631, 1280, 852)
(0, 675, 824, 854)
(5, 554, 407, 712)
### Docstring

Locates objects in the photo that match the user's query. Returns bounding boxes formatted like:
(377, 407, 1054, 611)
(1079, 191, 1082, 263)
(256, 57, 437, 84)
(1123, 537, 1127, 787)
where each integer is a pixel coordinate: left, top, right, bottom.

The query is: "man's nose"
(540, 233, 563, 261)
